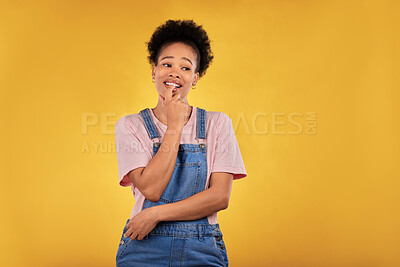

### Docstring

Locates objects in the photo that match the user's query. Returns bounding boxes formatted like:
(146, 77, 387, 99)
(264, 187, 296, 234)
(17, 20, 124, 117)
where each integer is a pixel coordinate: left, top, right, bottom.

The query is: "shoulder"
(205, 110, 231, 125)
(204, 110, 233, 136)
(115, 113, 144, 133)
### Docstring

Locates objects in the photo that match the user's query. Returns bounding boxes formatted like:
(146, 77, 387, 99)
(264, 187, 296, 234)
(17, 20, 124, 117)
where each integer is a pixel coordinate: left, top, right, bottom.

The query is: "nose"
(168, 66, 180, 78)
(169, 73, 180, 78)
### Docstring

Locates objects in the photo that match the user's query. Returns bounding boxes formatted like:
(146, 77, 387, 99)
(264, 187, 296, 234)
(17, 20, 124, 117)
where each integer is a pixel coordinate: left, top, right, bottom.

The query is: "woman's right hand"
(160, 84, 189, 129)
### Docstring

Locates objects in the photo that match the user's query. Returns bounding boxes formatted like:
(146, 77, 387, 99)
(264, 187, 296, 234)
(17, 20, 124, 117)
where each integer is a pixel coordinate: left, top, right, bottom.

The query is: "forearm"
(139, 126, 183, 198)
(153, 187, 228, 222)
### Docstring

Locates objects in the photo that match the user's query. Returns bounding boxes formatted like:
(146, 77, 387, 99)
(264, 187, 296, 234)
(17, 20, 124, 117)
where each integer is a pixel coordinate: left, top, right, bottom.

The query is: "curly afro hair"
(146, 19, 214, 78)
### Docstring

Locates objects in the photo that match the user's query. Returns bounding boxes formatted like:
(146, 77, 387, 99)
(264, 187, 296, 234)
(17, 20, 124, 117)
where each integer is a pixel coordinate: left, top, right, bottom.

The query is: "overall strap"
(139, 108, 160, 140)
(196, 107, 207, 140)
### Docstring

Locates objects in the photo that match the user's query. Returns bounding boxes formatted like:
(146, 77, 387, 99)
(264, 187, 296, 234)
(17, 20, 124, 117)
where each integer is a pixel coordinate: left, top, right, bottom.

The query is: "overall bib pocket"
(159, 161, 201, 203)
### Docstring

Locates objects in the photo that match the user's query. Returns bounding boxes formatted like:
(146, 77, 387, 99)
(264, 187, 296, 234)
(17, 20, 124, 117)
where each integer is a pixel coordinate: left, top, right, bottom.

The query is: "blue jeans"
(116, 219, 229, 267)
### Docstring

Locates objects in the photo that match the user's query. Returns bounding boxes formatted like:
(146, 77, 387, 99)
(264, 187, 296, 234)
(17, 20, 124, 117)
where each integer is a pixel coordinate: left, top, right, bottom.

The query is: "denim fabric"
(116, 219, 229, 266)
(116, 107, 229, 266)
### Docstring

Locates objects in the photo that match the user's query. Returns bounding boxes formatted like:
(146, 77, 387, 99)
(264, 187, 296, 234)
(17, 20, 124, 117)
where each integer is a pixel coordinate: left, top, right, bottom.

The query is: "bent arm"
(128, 125, 183, 202)
(153, 172, 234, 221)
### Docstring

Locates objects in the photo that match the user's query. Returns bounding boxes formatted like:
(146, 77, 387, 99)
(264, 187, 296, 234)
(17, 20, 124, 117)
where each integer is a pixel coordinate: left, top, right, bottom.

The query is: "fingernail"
(123, 234, 127, 238)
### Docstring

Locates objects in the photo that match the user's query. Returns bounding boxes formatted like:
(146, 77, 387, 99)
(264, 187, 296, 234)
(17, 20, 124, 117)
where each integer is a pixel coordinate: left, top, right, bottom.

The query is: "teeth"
(165, 82, 181, 88)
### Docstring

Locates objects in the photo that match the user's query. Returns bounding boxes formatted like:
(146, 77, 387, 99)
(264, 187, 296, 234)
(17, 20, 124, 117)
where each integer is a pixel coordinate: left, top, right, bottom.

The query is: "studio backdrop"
(1, 0, 399, 266)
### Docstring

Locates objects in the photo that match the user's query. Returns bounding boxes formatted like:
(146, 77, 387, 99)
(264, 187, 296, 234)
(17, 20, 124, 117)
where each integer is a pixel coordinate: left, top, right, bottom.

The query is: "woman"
(115, 19, 247, 267)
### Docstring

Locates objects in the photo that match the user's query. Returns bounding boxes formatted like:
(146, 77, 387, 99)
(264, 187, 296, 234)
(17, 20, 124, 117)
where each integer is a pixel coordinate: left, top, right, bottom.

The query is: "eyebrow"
(160, 56, 193, 66)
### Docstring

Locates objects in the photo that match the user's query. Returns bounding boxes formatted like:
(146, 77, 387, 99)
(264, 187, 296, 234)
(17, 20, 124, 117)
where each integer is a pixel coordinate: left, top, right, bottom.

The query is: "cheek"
(156, 83, 165, 94)
(153, 67, 164, 78)
(183, 73, 195, 82)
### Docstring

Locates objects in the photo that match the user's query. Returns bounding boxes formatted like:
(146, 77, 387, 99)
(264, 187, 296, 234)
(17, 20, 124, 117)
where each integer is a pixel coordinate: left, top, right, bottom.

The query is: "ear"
(193, 72, 200, 86)
(151, 65, 156, 78)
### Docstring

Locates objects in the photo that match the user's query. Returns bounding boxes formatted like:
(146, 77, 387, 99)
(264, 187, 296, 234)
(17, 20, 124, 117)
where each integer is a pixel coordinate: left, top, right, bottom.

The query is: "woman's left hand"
(124, 207, 160, 240)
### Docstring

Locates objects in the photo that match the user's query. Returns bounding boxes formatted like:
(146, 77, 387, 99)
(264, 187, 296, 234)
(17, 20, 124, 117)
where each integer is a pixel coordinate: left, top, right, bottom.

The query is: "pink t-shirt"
(115, 106, 247, 224)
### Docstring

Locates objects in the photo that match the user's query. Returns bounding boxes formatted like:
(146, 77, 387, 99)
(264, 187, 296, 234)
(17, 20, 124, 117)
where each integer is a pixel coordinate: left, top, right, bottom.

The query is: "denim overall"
(116, 107, 229, 267)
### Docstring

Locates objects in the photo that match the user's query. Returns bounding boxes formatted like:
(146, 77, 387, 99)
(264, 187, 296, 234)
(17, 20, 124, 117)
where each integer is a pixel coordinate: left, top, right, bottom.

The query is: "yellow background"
(1, 0, 399, 266)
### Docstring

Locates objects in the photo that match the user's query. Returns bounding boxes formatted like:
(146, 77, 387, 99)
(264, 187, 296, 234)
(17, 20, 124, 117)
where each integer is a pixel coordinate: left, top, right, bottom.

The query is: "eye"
(182, 67, 191, 71)
(162, 63, 171, 67)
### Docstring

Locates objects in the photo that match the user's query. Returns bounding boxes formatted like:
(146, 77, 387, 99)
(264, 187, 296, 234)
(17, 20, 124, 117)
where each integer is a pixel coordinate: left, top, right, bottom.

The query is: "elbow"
(142, 188, 162, 202)
(130, 176, 162, 202)
(147, 194, 161, 202)
(219, 196, 230, 210)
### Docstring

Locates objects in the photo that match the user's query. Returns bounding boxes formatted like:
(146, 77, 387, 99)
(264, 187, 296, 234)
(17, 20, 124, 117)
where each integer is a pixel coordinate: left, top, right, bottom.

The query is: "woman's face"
(152, 42, 199, 101)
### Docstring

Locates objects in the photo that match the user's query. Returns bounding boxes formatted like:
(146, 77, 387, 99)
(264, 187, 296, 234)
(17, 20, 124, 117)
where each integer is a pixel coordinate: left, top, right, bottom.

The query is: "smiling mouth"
(164, 82, 182, 88)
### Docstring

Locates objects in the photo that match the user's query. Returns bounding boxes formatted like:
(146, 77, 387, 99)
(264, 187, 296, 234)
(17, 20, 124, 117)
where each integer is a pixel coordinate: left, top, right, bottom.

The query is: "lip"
(163, 79, 182, 89)
(163, 84, 181, 93)
(163, 83, 180, 92)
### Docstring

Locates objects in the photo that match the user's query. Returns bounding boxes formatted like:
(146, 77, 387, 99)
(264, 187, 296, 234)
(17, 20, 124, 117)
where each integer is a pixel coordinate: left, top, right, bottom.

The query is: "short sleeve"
(211, 113, 247, 180)
(115, 116, 151, 187)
